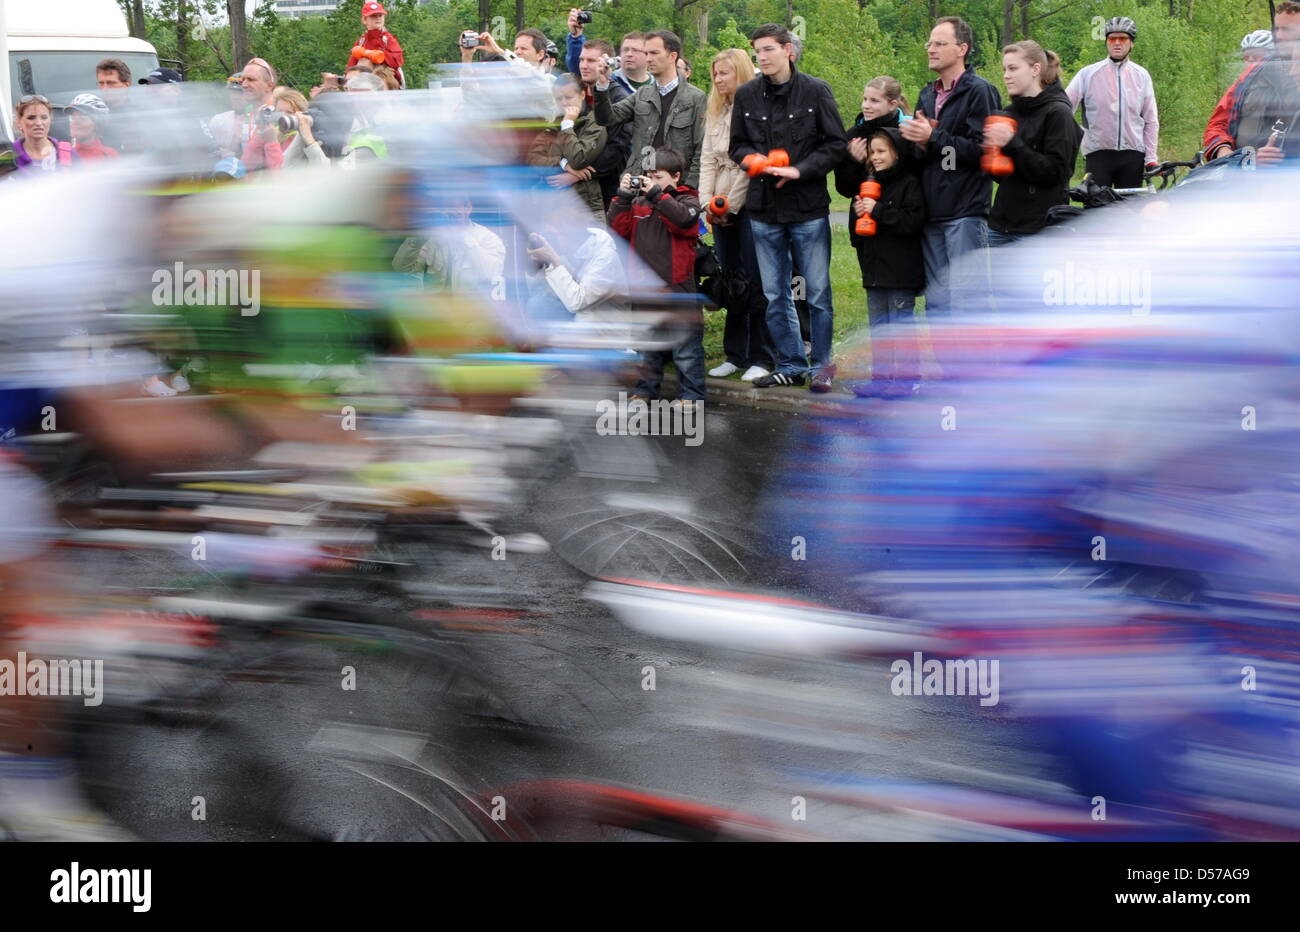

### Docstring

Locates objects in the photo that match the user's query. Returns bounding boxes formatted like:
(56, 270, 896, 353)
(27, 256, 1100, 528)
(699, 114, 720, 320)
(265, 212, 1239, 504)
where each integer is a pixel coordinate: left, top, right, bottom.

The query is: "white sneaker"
(171, 372, 191, 392)
(740, 365, 770, 382)
(143, 376, 177, 397)
(708, 361, 739, 378)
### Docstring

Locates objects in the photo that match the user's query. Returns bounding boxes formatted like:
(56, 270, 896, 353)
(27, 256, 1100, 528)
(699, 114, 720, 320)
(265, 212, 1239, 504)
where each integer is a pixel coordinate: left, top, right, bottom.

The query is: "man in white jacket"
(1065, 15, 1159, 188)
(524, 225, 624, 325)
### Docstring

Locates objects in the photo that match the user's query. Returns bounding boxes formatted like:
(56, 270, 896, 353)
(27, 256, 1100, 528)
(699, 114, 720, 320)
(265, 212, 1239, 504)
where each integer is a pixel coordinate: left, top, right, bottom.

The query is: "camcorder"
(301, 95, 354, 160)
(605, 56, 621, 70)
(576, 10, 593, 24)
(627, 176, 643, 191)
(459, 30, 480, 48)
(254, 105, 277, 127)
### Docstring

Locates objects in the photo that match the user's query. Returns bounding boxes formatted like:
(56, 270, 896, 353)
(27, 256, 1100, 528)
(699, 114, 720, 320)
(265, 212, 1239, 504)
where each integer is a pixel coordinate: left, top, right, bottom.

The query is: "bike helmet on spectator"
(1104, 17, 1137, 40)
(1241, 29, 1274, 51)
(66, 93, 110, 124)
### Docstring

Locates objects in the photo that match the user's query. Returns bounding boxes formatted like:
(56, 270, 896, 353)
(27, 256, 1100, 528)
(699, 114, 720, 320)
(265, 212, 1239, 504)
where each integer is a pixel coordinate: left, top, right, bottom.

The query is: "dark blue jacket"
(913, 67, 1002, 223)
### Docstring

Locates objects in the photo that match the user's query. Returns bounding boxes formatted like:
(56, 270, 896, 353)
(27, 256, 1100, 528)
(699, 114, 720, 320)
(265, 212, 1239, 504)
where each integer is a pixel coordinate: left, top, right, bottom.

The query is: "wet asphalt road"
(70, 402, 1049, 841)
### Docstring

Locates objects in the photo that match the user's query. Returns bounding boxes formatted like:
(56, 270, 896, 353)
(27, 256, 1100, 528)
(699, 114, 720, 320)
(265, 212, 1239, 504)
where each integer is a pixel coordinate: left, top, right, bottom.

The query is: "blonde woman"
(699, 48, 772, 382)
(12, 95, 77, 175)
(273, 86, 329, 168)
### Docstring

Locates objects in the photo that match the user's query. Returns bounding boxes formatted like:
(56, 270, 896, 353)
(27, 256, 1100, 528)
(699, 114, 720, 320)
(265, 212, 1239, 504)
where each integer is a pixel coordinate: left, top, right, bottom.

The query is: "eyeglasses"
(924, 40, 957, 49)
(17, 94, 50, 105)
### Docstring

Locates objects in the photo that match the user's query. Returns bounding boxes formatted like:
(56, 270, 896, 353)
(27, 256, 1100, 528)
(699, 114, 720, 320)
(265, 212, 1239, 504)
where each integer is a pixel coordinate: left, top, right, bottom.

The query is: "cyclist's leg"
(1084, 150, 1118, 186)
(1112, 151, 1145, 188)
(0, 459, 132, 840)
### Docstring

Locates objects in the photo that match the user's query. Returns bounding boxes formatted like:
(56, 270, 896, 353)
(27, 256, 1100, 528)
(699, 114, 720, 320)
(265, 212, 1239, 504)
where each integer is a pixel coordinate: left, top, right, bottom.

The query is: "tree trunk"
(928, 0, 941, 20)
(176, 0, 189, 77)
(515, 0, 525, 34)
(227, 0, 251, 71)
(697, 8, 709, 46)
(1001, 0, 1015, 47)
(130, 0, 146, 39)
(478, 0, 491, 32)
(786, 0, 793, 28)
(1019, 0, 1030, 39)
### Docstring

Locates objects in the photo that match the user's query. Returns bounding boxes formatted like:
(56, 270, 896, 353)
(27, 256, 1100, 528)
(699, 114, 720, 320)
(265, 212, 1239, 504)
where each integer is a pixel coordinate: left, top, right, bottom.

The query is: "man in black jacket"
(729, 23, 847, 392)
(900, 16, 1001, 363)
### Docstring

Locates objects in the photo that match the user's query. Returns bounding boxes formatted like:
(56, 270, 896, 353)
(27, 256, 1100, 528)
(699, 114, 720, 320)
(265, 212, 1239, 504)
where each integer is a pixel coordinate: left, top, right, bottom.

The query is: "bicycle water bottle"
(981, 115, 1017, 177)
(1266, 119, 1288, 150)
(855, 179, 882, 236)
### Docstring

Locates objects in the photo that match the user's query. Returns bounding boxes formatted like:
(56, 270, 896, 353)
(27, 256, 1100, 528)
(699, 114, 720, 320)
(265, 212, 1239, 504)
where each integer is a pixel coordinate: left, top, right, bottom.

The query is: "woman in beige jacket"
(699, 48, 773, 382)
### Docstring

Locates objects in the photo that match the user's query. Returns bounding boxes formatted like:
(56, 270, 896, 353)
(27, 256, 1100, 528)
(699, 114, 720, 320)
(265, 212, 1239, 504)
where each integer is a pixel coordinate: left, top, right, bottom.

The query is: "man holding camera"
(240, 58, 284, 171)
(571, 39, 632, 206)
(592, 30, 705, 189)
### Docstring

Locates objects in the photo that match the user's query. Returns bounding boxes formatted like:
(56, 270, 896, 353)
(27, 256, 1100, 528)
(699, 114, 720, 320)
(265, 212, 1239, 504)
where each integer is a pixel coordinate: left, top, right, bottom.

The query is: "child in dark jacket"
(986, 41, 1082, 242)
(608, 146, 706, 406)
(835, 126, 926, 398)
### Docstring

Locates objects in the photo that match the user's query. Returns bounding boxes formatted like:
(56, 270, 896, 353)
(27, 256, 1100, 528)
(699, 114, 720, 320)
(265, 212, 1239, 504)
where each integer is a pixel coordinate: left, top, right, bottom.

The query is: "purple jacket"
(14, 137, 76, 172)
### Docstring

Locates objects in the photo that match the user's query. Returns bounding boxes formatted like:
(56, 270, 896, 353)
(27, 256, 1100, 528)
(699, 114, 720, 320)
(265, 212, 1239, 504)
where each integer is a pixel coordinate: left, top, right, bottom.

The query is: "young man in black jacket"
(900, 17, 1001, 369)
(729, 23, 847, 392)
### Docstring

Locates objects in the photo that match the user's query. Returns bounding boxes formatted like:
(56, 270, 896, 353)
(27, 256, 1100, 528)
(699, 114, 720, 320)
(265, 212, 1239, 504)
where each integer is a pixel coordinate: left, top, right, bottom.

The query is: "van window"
(10, 51, 160, 105)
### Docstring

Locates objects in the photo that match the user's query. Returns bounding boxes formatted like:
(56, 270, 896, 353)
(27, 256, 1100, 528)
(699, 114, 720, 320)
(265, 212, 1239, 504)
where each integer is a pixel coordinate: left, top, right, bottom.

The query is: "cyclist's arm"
(1203, 64, 1255, 159)
(1064, 70, 1083, 115)
(1140, 73, 1159, 164)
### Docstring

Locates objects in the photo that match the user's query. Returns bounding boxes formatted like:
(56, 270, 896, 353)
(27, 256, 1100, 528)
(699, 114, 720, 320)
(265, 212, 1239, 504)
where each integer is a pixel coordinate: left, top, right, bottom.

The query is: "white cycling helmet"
(66, 93, 110, 122)
(1104, 16, 1137, 40)
(1241, 29, 1274, 51)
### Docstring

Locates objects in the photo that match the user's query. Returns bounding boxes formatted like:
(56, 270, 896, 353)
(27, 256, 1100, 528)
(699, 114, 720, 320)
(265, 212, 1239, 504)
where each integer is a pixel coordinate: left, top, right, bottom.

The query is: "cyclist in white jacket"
(1065, 16, 1159, 188)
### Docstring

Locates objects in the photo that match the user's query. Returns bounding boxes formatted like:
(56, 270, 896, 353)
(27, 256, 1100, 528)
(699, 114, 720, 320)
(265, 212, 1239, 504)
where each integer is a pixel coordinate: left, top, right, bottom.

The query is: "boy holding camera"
(347, 2, 405, 87)
(607, 146, 706, 408)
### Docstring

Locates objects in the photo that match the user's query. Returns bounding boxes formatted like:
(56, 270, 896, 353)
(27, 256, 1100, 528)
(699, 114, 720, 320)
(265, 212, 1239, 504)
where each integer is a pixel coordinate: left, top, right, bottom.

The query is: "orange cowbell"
(742, 148, 791, 177)
(981, 115, 1017, 176)
(854, 179, 882, 236)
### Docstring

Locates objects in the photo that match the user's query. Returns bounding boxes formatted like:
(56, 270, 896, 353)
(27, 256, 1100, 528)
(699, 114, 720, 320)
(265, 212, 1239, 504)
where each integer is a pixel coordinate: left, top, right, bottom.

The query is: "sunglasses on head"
(18, 94, 50, 106)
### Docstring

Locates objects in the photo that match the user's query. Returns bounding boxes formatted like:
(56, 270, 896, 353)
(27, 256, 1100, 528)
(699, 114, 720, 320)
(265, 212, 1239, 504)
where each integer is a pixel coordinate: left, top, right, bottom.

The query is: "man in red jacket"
(1204, 6, 1300, 162)
(348, 1, 405, 87)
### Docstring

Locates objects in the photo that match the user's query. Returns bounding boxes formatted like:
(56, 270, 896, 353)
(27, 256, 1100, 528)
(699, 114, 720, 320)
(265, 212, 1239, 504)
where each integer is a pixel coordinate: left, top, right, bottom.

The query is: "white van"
(2, 0, 160, 139)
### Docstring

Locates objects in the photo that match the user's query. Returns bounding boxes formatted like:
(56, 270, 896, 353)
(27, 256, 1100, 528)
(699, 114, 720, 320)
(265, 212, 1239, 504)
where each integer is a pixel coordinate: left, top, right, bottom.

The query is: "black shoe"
(752, 372, 805, 388)
(809, 372, 834, 394)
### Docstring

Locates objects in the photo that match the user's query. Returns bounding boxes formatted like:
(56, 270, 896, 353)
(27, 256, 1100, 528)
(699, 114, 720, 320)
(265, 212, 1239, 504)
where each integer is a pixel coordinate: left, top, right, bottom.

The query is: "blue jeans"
(713, 210, 774, 371)
(866, 288, 919, 382)
(920, 216, 990, 321)
(921, 216, 991, 376)
(636, 321, 707, 401)
(986, 229, 1022, 248)
(750, 216, 834, 376)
